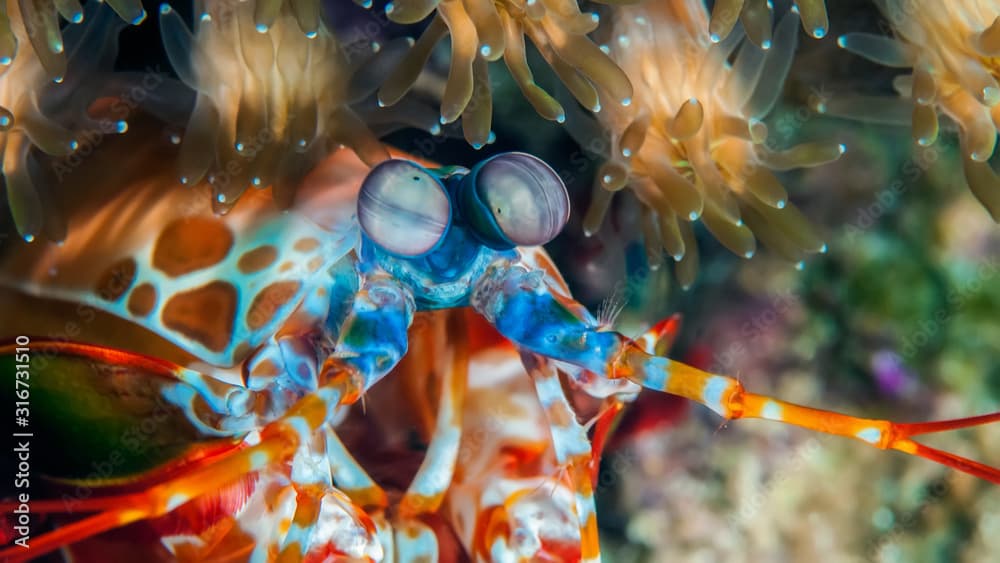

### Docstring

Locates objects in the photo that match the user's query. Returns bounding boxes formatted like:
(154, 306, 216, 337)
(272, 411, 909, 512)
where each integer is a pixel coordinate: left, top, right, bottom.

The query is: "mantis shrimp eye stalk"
(709, 0, 829, 46)
(831, 0, 1000, 221)
(374, 0, 633, 147)
(582, 1, 842, 287)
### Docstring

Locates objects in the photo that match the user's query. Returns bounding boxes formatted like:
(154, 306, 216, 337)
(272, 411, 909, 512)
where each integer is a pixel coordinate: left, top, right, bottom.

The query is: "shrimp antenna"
(613, 345, 1000, 484)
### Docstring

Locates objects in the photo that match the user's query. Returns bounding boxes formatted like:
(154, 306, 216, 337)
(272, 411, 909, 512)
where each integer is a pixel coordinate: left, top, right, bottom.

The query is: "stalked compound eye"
(460, 152, 570, 249)
(357, 160, 452, 257)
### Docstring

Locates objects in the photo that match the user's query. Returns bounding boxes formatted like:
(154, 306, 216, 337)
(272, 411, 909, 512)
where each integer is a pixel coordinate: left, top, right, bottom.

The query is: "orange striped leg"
(0, 381, 355, 562)
(276, 482, 382, 563)
(390, 312, 469, 562)
(613, 343, 1000, 484)
(398, 309, 467, 519)
(276, 487, 325, 563)
(323, 426, 393, 556)
(478, 267, 999, 483)
(523, 353, 601, 563)
(634, 315, 682, 356)
(324, 426, 389, 511)
(277, 431, 334, 562)
(588, 398, 625, 486)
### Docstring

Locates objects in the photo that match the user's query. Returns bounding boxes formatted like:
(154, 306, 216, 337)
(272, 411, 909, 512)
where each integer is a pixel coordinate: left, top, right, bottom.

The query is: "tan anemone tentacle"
(831, 1, 1000, 221)
(160, 0, 408, 210)
(1, 2, 131, 242)
(709, 0, 829, 46)
(0, 0, 145, 83)
(587, 0, 840, 286)
(377, 0, 632, 146)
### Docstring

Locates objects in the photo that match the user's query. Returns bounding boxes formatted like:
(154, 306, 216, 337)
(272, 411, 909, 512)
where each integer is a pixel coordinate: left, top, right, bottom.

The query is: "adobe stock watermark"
(844, 136, 956, 240)
(50, 66, 168, 182)
(711, 286, 800, 374)
(865, 474, 954, 562)
(898, 258, 1000, 361)
(725, 436, 824, 530)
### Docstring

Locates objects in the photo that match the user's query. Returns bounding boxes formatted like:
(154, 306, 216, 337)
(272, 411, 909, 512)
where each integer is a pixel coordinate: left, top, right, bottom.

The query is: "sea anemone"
(0, 0, 145, 81)
(159, 0, 432, 210)
(833, 0, 1000, 221)
(375, 0, 633, 147)
(582, 0, 842, 287)
(232, 0, 324, 36)
(708, 0, 829, 46)
(1, 3, 128, 242)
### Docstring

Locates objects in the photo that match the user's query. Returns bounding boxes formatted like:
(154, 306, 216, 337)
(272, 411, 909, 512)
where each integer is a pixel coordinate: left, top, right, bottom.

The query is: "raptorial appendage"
(707, 0, 829, 46)
(833, 0, 1000, 220)
(159, 0, 437, 210)
(584, 1, 842, 286)
(374, 0, 633, 147)
(473, 256, 1000, 490)
(1, 3, 129, 242)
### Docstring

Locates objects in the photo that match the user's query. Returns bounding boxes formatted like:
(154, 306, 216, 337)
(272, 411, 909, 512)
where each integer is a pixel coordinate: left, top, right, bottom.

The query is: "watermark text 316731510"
(9, 335, 31, 550)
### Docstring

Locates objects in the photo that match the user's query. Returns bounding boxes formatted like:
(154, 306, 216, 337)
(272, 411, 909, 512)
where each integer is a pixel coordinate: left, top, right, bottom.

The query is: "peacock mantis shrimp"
(1, 146, 999, 562)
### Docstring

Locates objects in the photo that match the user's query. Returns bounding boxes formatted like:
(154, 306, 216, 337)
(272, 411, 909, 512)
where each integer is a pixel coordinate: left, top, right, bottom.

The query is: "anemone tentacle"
(0, 0, 146, 82)
(708, 0, 829, 46)
(1, 2, 130, 242)
(832, 0, 1000, 221)
(375, 0, 633, 147)
(161, 0, 437, 210)
(584, 0, 841, 286)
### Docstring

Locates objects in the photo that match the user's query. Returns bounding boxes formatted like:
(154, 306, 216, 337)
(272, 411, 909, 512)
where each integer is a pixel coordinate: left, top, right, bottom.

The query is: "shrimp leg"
(517, 318, 678, 562)
(319, 274, 416, 399)
(324, 426, 394, 557)
(474, 262, 1000, 484)
(522, 352, 601, 563)
(278, 487, 326, 562)
(390, 310, 470, 561)
(278, 272, 417, 560)
(398, 309, 467, 520)
(0, 388, 329, 563)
